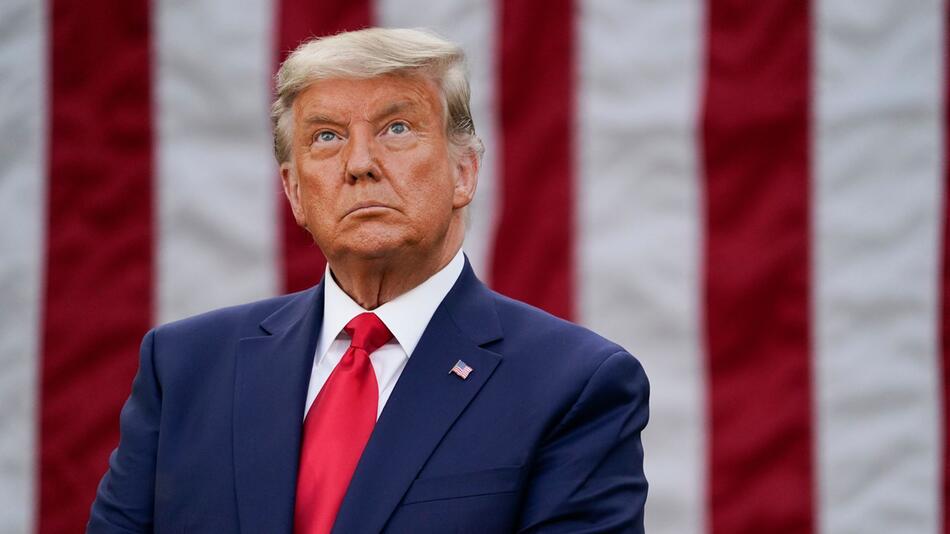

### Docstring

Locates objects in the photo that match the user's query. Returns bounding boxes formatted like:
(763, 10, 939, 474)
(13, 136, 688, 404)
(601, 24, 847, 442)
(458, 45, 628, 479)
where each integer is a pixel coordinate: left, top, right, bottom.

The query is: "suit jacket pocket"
(401, 466, 523, 505)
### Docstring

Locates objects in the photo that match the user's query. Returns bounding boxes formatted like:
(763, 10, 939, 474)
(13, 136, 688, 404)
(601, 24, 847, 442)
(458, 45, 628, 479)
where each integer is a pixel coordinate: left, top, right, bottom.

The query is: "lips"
(344, 201, 394, 217)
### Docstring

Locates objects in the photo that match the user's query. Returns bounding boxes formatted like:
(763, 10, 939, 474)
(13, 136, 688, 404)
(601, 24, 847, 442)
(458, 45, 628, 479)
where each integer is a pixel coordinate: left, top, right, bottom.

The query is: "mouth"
(344, 202, 395, 218)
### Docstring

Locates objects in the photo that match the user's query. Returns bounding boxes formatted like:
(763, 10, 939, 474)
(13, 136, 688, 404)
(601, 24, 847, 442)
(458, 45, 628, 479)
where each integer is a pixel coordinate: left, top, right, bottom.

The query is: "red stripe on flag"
(492, 0, 575, 320)
(275, 0, 373, 292)
(41, 1, 154, 532)
(701, 2, 815, 532)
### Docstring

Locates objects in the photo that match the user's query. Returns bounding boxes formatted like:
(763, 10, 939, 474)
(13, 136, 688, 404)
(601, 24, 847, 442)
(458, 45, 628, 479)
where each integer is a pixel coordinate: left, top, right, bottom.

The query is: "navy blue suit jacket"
(88, 260, 649, 533)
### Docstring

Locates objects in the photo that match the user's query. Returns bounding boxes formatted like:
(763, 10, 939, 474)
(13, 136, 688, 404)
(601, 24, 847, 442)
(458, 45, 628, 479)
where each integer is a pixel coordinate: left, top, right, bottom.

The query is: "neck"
(328, 225, 463, 310)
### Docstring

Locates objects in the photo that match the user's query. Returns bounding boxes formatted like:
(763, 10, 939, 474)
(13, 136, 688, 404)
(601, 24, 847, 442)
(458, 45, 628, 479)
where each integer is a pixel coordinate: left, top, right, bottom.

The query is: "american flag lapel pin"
(450, 360, 473, 380)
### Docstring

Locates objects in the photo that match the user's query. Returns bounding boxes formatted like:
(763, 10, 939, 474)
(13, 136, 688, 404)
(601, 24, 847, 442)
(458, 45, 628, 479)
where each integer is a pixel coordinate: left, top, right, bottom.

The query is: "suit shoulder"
(144, 289, 317, 384)
(487, 290, 629, 363)
(479, 289, 648, 437)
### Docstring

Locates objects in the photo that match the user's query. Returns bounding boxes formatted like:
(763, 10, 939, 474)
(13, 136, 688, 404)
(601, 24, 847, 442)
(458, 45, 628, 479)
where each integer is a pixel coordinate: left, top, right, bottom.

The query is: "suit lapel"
(233, 284, 324, 534)
(332, 262, 504, 534)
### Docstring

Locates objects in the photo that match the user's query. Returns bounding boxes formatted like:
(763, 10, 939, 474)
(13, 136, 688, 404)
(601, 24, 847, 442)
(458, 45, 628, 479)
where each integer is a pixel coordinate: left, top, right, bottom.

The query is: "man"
(88, 28, 649, 533)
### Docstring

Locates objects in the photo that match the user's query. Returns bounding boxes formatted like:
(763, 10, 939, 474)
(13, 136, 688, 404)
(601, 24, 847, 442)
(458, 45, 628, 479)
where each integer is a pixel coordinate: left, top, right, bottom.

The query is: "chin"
(333, 232, 413, 261)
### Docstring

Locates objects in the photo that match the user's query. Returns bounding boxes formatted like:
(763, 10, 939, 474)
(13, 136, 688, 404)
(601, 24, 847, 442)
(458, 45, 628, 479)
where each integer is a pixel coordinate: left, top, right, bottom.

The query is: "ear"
(451, 150, 479, 210)
(280, 161, 308, 227)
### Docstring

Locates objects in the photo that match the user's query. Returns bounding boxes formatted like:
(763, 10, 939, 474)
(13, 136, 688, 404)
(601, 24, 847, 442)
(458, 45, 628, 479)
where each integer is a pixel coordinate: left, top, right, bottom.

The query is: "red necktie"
(294, 312, 393, 534)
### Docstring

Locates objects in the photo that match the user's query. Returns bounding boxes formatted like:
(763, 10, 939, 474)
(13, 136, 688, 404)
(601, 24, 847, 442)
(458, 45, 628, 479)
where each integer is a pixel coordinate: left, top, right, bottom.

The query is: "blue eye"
(388, 122, 409, 135)
(314, 131, 338, 143)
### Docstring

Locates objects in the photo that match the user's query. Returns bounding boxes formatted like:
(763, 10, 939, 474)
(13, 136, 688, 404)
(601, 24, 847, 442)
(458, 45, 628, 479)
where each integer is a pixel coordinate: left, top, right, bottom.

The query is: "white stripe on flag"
(376, 0, 500, 278)
(577, 2, 705, 533)
(814, 1, 943, 532)
(155, 0, 278, 323)
(0, 0, 44, 531)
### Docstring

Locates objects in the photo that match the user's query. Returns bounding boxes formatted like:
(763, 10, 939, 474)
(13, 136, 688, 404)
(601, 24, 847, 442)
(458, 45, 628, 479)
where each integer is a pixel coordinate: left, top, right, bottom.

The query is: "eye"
(313, 130, 339, 143)
(387, 122, 409, 135)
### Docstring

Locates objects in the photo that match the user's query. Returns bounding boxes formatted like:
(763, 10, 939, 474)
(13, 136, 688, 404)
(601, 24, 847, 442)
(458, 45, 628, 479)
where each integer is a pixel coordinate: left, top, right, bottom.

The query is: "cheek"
(293, 166, 344, 233)
(297, 161, 338, 202)
(401, 152, 455, 204)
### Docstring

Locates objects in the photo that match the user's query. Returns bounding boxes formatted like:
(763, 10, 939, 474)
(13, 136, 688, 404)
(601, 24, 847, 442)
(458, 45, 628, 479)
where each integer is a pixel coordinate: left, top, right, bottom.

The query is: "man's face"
(281, 74, 477, 263)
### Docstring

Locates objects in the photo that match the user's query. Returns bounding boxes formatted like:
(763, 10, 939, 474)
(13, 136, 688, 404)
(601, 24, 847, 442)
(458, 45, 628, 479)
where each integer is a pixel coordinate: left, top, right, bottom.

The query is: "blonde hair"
(271, 27, 484, 163)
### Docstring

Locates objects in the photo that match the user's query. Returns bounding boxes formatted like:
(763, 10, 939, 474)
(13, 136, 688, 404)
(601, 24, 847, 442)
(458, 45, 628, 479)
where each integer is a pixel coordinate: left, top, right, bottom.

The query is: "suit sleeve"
(87, 329, 162, 533)
(517, 350, 650, 534)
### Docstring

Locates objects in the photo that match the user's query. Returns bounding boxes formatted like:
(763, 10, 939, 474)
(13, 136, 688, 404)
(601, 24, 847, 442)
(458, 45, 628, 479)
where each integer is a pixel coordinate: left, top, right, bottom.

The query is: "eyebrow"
(370, 101, 415, 122)
(302, 101, 418, 128)
(303, 114, 346, 127)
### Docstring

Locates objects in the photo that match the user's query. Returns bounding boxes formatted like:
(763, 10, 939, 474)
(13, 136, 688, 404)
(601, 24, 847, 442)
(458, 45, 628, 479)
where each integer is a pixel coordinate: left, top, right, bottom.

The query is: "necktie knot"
(343, 312, 392, 354)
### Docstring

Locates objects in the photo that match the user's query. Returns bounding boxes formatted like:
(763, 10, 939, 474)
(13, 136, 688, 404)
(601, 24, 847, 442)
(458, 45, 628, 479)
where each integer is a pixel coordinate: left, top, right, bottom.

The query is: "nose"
(343, 126, 381, 183)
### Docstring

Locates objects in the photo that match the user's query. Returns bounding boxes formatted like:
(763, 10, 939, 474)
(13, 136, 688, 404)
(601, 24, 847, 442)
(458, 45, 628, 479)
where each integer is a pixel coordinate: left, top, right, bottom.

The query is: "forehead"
(293, 74, 443, 121)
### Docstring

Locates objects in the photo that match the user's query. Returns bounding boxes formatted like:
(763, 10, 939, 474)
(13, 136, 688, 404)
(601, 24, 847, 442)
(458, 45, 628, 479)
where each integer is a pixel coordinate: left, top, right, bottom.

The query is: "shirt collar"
(319, 248, 465, 358)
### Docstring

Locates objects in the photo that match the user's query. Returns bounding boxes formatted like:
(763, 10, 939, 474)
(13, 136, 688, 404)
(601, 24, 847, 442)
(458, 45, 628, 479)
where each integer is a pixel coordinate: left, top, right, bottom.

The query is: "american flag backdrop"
(0, 0, 946, 532)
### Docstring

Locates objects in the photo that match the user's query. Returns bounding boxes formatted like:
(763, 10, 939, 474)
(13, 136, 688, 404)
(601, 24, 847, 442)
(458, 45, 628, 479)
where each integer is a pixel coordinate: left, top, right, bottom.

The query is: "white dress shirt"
(304, 249, 465, 420)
